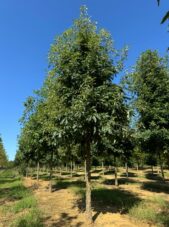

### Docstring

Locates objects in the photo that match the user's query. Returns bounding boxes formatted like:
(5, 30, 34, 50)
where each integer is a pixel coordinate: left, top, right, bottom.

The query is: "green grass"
(0, 178, 31, 201)
(2, 196, 37, 214)
(54, 179, 85, 190)
(0, 169, 43, 227)
(129, 196, 169, 226)
(11, 209, 43, 227)
(92, 187, 141, 213)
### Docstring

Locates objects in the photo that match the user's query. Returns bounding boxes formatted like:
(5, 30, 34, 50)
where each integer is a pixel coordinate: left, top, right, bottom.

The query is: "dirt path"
(24, 178, 151, 227)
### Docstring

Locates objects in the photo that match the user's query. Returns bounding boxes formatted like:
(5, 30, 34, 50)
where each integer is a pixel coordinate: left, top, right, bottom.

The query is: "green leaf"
(161, 11, 169, 24)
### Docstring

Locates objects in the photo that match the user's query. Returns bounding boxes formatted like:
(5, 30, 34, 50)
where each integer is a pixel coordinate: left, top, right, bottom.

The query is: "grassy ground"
(50, 167, 169, 226)
(0, 169, 43, 227)
(1, 167, 169, 226)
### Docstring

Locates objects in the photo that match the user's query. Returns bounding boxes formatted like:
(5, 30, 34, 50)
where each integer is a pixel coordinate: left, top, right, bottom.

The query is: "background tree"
(0, 136, 8, 168)
(18, 74, 63, 191)
(124, 50, 169, 180)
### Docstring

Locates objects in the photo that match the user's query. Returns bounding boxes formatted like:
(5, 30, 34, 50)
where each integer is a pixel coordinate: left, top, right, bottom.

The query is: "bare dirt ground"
(23, 169, 159, 227)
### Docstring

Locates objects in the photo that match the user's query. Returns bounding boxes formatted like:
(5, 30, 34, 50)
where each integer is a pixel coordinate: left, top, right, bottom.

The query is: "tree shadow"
(31, 174, 57, 181)
(32, 172, 79, 181)
(60, 172, 71, 176)
(102, 178, 138, 186)
(141, 181, 169, 194)
(75, 187, 141, 222)
(91, 175, 102, 181)
(52, 179, 141, 223)
(45, 212, 84, 227)
(0, 184, 30, 201)
(120, 172, 138, 178)
(145, 172, 164, 181)
(0, 174, 30, 205)
(71, 173, 82, 178)
(91, 169, 102, 174)
(161, 217, 169, 227)
(104, 170, 115, 175)
(0, 178, 20, 184)
(32, 172, 58, 179)
(52, 180, 85, 192)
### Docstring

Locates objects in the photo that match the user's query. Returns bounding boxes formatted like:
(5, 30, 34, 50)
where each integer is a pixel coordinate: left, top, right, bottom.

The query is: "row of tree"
(15, 7, 169, 224)
(0, 136, 8, 168)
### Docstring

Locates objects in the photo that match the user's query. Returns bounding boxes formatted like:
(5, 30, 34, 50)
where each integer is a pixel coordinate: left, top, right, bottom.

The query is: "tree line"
(0, 136, 8, 168)
(15, 6, 169, 224)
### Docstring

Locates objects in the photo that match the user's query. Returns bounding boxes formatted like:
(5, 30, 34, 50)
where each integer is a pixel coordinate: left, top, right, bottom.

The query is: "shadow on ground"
(141, 181, 169, 194)
(145, 172, 164, 181)
(103, 170, 115, 175)
(0, 174, 30, 205)
(32, 173, 57, 181)
(53, 179, 141, 223)
(77, 187, 141, 222)
(0, 178, 19, 184)
(44, 213, 83, 227)
(53, 180, 85, 191)
(102, 178, 138, 186)
(91, 169, 102, 174)
(120, 172, 138, 178)
(91, 175, 102, 181)
(0, 184, 31, 204)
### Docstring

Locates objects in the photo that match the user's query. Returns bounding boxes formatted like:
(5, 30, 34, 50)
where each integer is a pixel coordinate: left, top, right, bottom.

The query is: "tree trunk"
(114, 157, 118, 186)
(73, 162, 76, 172)
(26, 166, 28, 178)
(70, 161, 73, 178)
(157, 166, 160, 174)
(159, 154, 165, 180)
(84, 160, 86, 181)
(49, 151, 54, 192)
(102, 161, 104, 176)
(36, 161, 39, 182)
(60, 166, 62, 177)
(85, 141, 92, 224)
(151, 165, 154, 175)
(125, 162, 128, 178)
(136, 163, 139, 172)
(114, 166, 118, 186)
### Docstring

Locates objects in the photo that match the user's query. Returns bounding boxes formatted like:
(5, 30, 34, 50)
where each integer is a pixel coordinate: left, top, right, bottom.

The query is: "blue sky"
(0, 0, 168, 160)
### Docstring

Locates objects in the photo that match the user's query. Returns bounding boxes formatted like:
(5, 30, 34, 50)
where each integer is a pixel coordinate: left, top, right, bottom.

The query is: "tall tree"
(125, 50, 169, 180)
(48, 6, 127, 223)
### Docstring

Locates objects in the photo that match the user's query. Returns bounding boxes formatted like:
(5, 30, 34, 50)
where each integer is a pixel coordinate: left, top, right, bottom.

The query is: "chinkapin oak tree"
(16, 5, 130, 223)
(48, 6, 128, 223)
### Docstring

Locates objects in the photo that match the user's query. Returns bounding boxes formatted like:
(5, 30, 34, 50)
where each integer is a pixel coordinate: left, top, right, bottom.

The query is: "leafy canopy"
(125, 50, 169, 154)
(48, 6, 128, 153)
